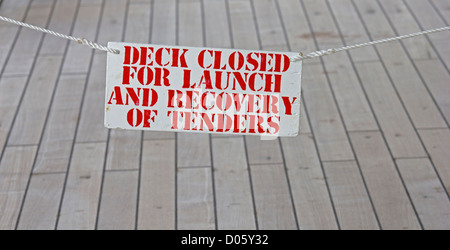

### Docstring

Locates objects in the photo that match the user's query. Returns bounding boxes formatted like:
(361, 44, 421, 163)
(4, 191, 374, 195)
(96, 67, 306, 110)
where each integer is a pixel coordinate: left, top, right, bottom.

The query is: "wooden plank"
(212, 137, 256, 230)
(354, 61, 426, 158)
(418, 129, 450, 193)
(350, 131, 421, 230)
(34, 74, 87, 173)
(281, 134, 338, 230)
(177, 167, 215, 230)
(97, 170, 139, 230)
(323, 161, 379, 230)
(252, 0, 287, 51)
(0, 0, 30, 72)
(143, 0, 177, 141)
(7, 55, 63, 145)
(228, 0, 259, 50)
(0, 76, 28, 156)
(203, 0, 231, 49)
(80, 0, 103, 4)
(299, 100, 311, 134)
(3, 2, 53, 76)
(103, 0, 151, 171)
(203, 0, 255, 230)
(397, 158, 450, 230)
(301, 0, 342, 50)
(57, 142, 106, 230)
(178, 0, 202, 47)
(105, 130, 141, 170)
(75, 0, 126, 141)
(177, 133, 211, 168)
(251, 164, 297, 230)
(61, 3, 102, 74)
(75, 53, 108, 142)
(274, 0, 312, 134)
(322, 54, 378, 131)
(302, 64, 354, 161)
(16, 173, 66, 230)
(405, 0, 450, 70)
(353, 0, 447, 129)
(144, 132, 175, 140)
(124, 2, 151, 43)
(431, 0, 450, 23)
(151, 0, 176, 45)
(276, 0, 318, 63)
(414, 60, 450, 124)
(327, 0, 378, 62)
(40, 0, 79, 56)
(0, 146, 37, 230)
(96, 0, 128, 45)
(177, 0, 211, 168)
(378, 0, 437, 60)
(245, 136, 283, 165)
(223, 1, 260, 136)
(304, 0, 378, 132)
(245, 0, 292, 166)
(138, 140, 176, 230)
(29, 0, 54, 8)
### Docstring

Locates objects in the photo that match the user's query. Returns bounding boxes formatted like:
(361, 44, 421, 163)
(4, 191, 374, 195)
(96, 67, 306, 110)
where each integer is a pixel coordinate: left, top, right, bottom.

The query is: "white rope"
(1, 14, 448, 60)
(0, 15, 120, 54)
(290, 26, 450, 61)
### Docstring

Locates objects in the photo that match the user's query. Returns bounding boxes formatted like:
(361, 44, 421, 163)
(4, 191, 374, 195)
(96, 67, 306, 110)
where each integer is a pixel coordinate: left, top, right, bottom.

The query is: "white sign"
(105, 42, 302, 137)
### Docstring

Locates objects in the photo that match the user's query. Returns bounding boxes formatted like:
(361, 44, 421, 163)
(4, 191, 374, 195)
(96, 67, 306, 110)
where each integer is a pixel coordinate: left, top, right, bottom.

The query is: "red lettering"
(216, 92, 233, 112)
(142, 88, 158, 107)
(155, 48, 171, 66)
(214, 71, 229, 90)
(108, 86, 124, 105)
(216, 114, 233, 132)
(154, 68, 170, 86)
(168, 111, 179, 129)
(127, 108, 143, 127)
(122, 66, 137, 85)
(198, 70, 214, 89)
(265, 54, 274, 72)
(125, 87, 141, 106)
(270, 95, 279, 114)
(143, 110, 157, 128)
(257, 115, 265, 133)
(201, 112, 215, 132)
(233, 93, 247, 113)
(123, 46, 141, 65)
(201, 92, 215, 110)
(231, 72, 247, 91)
(213, 51, 227, 70)
(264, 74, 281, 93)
(198, 50, 213, 69)
(137, 67, 154, 85)
(185, 90, 200, 109)
(248, 114, 257, 134)
(267, 116, 280, 134)
(282, 96, 298, 115)
(248, 73, 264, 92)
(245, 53, 259, 71)
(182, 70, 193, 88)
(228, 51, 245, 70)
(172, 48, 188, 68)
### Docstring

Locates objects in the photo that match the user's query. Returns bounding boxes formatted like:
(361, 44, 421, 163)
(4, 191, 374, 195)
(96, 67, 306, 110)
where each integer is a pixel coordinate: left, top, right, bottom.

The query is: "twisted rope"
(290, 26, 450, 61)
(0, 15, 120, 54)
(1, 15, 448, 60)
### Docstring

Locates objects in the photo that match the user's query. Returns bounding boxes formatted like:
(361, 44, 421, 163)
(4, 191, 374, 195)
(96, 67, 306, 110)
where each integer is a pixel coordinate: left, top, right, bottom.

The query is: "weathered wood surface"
(0, 0, 448, 230)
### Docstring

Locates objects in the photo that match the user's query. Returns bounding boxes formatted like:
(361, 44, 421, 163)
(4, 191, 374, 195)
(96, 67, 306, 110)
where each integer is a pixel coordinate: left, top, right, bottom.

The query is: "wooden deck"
(0, 0, 449, 230)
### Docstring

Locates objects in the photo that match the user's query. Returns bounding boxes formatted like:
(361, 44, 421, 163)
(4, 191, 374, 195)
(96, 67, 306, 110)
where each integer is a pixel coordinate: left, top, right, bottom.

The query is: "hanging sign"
(105, 42, 302, 137)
